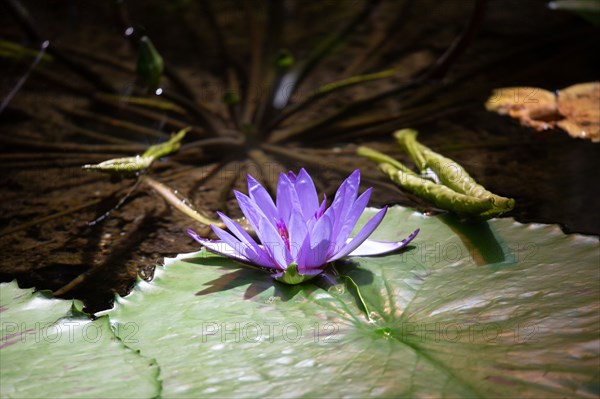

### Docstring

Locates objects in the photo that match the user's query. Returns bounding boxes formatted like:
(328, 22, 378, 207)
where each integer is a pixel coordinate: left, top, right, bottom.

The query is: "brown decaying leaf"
(556, 82, 600, 142)
(486, 81, 599, 142)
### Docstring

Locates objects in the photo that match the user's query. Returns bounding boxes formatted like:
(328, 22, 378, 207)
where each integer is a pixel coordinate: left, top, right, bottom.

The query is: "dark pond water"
(0, 0, 598, 312)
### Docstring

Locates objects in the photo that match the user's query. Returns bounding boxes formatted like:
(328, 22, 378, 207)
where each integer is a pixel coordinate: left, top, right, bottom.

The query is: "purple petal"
(212, 223, 274, 268)
(247, 175, 278, 223)
(347, 229, 419, 256)
(216, 211, 258, 246)
(236, 190, 294, 267)
(258, 217, 293, 269)
(187, 229, 253, 265)
(333, 187, 372, 250)
(316, 194, 327, 219)
(297, 213, 333, 270)
(217, 211, 271, 265)
(328, 207, 388, 262)
(234, 190, 265, 232)
(276, 172, 301, 225)
(293, 168, 319, 220)
(328, 170, 360, 236)
(287, 209, 308, 259)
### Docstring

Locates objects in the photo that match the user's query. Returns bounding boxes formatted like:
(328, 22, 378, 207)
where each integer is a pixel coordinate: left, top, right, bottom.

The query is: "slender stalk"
(161, 91, 228, 136)
(0, 136, 146, 153)
(333, 103, 467, 142)
(0, 152, 123, 160)
(423, 0, 488, 80)
(270, 0, 487, 143)
(58, 106, 169, 140)
(267, 0, 381, 115)
(62, 122, 137, 145)
(269, 80, 420, 143)
(179, 137, 245, 151)
(0, 160, 124, 169)
(87, 177, 143, 227)
(141, 176, 224, 228)
(266, 65, 403, 130)
(92, 93, 208, 138)
(260, 143, 389, 183)
(252, 0, 284, 128)
(94, 93, 186, 114)
(356, 146, 416, 176)
(241, 0, 264, 125)
(59, 42, 134, 73)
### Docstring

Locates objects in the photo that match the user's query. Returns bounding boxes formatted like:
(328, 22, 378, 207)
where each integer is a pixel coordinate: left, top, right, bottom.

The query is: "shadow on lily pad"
(189, 255, 320, 302)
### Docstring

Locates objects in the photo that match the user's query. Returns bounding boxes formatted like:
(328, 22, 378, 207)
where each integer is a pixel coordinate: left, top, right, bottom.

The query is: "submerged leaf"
(82, 127, 189, 175)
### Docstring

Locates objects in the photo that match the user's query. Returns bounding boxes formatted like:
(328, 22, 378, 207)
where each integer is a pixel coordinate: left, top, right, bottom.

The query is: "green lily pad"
(105, 206, 599, 398)
(0, 282, 160, 398)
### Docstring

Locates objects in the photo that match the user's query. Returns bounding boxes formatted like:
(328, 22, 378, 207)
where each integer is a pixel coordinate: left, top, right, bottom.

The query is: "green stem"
(393, 129, 427, 170)
(343, 275, 373, 322)
(356, 146, 416, 176)
(94, 93, 186, 114)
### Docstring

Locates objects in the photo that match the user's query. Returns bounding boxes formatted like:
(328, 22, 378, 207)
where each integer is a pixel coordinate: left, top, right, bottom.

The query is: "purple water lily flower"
(188, 169, 419, 284)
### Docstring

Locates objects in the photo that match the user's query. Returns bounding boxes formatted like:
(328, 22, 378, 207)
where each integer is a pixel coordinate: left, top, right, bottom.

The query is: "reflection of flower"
(188, 169, 419, 284)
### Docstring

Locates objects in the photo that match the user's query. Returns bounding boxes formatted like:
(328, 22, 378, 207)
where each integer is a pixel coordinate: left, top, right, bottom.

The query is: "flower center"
(276, 220, 290, 250)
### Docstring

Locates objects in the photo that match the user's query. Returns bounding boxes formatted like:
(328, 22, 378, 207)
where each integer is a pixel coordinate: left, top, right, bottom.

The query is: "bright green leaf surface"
(107, 207, 600, 398)
(0, 282, 160, 399)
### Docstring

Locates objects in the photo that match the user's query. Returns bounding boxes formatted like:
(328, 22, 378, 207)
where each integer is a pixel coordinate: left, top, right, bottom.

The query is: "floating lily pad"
(106, 206, 599, 398)
(0, 282, 160, 398)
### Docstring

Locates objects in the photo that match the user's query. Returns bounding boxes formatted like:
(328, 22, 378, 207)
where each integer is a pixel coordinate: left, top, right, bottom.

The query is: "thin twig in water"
(0, 136, 146, 153)
(0, 40, 48, 114)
